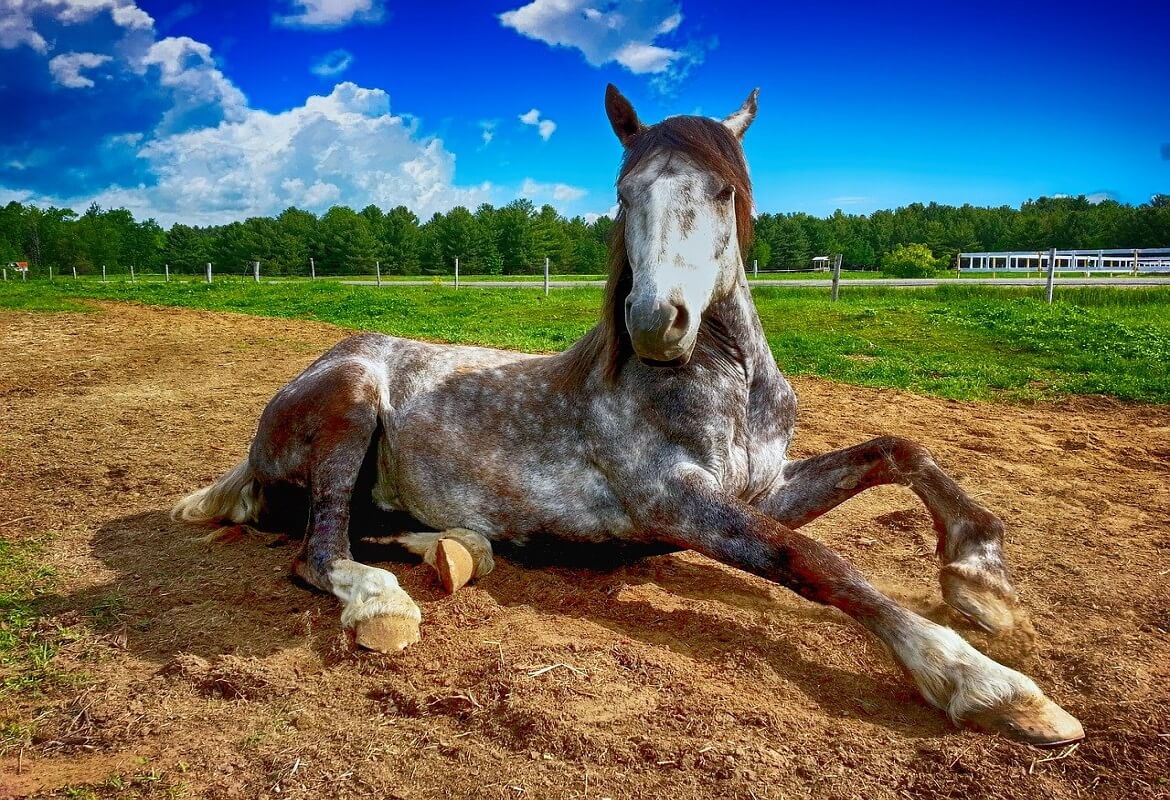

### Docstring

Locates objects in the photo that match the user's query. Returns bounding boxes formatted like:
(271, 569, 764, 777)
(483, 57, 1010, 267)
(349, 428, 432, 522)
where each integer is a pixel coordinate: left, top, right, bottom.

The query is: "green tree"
(318, 206, 378, 274)
(378, 206, 422, 274)
(882, 243, 938, 278)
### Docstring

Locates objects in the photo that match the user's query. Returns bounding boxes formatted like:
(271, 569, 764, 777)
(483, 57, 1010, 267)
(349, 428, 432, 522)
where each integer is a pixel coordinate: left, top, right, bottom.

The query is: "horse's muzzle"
(625, 296, 693, 363)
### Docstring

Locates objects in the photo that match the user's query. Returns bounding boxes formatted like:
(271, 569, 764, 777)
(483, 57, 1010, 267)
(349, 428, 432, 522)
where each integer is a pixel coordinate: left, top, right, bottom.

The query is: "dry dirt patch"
(0, 302, 1168, 799)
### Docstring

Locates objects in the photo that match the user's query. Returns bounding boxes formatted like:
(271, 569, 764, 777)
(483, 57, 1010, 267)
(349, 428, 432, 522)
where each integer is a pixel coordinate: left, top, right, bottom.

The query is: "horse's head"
(605, 84, 757, 366)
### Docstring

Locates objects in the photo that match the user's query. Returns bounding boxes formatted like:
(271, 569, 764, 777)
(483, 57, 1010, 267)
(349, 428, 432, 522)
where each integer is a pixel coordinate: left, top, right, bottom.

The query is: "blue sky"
(1, 0, 1167, 226)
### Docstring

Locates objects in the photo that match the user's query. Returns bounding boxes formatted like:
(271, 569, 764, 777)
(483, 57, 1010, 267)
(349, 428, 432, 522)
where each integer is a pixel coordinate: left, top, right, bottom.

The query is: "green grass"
(2, 279, 1168, 403)
(0, 537, 60, 719)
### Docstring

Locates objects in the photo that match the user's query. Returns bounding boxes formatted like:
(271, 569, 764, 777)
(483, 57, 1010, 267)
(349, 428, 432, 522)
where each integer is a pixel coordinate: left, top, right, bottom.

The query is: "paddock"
(0, 302, 1167, 799)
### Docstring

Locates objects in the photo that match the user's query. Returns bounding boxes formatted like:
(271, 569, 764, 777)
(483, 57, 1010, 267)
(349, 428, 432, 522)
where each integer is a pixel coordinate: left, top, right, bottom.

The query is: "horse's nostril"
(658, 302, 688, 344)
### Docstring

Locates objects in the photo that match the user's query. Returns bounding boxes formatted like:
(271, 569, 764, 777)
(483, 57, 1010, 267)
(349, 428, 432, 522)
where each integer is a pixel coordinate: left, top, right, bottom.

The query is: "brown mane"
(560, 115, 755, 386)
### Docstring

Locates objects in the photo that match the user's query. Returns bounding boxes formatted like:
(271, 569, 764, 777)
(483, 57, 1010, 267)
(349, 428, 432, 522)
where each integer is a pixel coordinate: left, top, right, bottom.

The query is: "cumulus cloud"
(520, 178, 586, 203)
(73, 83, 492, 225)
(1, 0, 490, 226)
(273, 0, 385, 29)
(48, 51, 113, 88)
(140, 36, 248, 132)
(499, 0, 710, 87)
(519, 107, 556, 141)
(311, 49, 353, 77)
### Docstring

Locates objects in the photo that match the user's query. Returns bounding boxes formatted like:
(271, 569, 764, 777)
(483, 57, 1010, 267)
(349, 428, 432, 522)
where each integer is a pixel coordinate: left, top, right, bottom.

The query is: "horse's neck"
(696, 276, 773, 379)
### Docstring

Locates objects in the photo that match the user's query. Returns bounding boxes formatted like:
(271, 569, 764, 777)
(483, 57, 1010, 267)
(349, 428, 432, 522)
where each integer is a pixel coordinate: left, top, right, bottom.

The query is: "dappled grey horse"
(174, 86, 1083, 746)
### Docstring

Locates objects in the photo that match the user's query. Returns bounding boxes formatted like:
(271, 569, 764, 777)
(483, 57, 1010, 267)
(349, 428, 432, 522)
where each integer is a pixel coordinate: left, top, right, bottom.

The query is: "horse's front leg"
(758, 436, 1019, 634)
(292, 414, 422, 654)
(637, 472, 1083, 746)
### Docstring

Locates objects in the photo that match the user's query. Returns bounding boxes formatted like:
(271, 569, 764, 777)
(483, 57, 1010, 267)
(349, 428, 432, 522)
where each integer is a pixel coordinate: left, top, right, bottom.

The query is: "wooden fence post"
(48, 265, 52, 281)
(165, 263, 170, 282)
(206, 262, 212, 283)
(310, 257, 316, 280)
(376, 261, 382, 287)
(454, 257, 459, 289)
(102, 264, 106, 282)
(72, 266, 77, 279)
(544, 257, 550, 296)
(129, 264, 135, 282)
(753, 259, 758, 277)
(831, 253, 842, 301)
(1132, 249, 1139, 276)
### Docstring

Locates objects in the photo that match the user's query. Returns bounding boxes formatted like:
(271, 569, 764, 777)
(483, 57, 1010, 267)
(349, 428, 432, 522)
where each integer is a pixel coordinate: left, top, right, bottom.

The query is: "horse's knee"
(871, 435, 934, 475)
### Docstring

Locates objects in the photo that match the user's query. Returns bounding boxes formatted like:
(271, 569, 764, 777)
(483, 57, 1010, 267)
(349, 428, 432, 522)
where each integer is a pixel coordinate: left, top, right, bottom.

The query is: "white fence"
(958, 247, 1170, 273)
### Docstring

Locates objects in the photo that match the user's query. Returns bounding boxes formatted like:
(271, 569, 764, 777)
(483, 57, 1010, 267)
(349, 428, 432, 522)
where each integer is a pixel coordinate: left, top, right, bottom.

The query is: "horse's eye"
(715, 185, 734, 202)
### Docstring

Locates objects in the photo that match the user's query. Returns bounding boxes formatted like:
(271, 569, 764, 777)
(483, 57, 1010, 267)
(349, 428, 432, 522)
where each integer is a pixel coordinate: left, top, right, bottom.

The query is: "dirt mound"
(0, 302, 1167, 799)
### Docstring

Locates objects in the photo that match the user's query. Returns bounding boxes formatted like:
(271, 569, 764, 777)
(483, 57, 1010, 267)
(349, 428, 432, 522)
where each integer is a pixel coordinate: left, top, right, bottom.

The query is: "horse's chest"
(606, 371, 756, 491)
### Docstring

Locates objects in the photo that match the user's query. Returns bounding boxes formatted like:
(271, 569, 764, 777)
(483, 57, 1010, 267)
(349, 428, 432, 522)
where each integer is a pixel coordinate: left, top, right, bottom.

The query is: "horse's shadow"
(55, 509, 955, 740)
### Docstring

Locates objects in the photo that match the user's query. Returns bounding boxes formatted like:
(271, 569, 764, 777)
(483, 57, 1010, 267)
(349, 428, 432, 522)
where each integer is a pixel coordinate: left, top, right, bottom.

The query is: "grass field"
(1, 279, 1168, 403)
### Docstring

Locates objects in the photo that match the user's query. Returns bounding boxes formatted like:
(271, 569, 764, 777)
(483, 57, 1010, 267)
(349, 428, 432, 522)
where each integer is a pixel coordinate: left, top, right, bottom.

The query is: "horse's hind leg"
(293, 409, 422, 654)
(760, 436, 1019, 634)
(394, 529, 495, 593)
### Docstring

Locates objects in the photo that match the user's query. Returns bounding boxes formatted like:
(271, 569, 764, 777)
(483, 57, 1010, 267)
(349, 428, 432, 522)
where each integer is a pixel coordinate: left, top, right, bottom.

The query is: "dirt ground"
(0, 302, 1167, 800)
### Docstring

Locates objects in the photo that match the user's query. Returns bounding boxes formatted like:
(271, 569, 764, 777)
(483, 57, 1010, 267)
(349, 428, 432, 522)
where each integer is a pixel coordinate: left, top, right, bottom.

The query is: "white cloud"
(500, 0, 707, 84)
(1086, 191, 1117, 204)
(583, 203, 619, 224)
(3, 1, 490, 227)
(273, 0, 384, 29)
(0, 0, 153, 52)
(54, 0, 154, 29)
(48, 51, 113, 88)
(74, 82, 492, 225)
(311, 49, 353, 77)
(479, 120, 496, 146)
(0, 5, 48, 52)
(520, 177, 586, 203)
(139, 36, 248, 132)
(519, 107, 556, 141)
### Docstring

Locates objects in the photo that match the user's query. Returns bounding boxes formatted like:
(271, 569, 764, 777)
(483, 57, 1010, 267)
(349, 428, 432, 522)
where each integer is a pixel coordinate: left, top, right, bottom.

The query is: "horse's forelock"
(618, 116, 754, 252)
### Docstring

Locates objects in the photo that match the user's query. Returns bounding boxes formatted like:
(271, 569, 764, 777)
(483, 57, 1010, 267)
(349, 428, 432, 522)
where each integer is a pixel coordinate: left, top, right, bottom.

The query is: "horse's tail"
(171, 459, 260, 524)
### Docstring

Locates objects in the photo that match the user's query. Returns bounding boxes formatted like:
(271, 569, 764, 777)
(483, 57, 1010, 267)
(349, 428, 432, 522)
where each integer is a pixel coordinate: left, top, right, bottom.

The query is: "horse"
(173, 85, 1083, 747)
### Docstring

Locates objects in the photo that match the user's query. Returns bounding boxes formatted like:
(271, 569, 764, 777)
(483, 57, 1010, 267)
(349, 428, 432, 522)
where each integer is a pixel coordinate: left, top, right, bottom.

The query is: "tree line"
(2, 194, 1167, 278)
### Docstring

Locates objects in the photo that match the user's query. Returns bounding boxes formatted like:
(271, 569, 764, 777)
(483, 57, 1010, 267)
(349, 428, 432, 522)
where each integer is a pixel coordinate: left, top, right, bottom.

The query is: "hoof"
(941, 566, 1018, 635)
(435, 537, 475, 594)
(354, 614, 420, 654)
(968, 696, 1085, 747)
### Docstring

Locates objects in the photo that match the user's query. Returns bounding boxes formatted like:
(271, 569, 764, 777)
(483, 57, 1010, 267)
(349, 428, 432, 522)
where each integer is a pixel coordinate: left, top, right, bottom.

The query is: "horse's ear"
(722, 88, 759, 140)
(605, 84, 643, 147)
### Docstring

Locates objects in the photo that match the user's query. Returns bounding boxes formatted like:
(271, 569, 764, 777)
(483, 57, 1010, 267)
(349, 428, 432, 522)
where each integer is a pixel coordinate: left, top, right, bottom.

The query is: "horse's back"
(249, 333, 539, 486)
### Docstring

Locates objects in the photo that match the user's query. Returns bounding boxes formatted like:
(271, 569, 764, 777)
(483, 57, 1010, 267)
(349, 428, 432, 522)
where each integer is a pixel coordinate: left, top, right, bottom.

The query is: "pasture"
(0, 286, 1168, 799)
(2, 279, 1169, 402)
